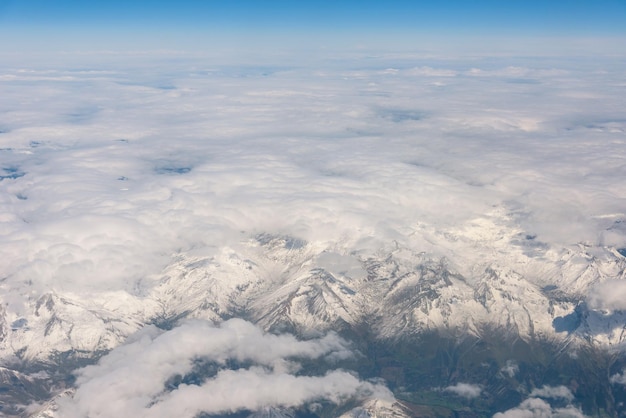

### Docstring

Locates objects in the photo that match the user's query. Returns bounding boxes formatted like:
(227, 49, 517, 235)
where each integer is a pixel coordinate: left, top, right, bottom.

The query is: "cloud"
(406, 66, 458, 77)
(587, 280, 626, 311)
(610, 370, 626, 385)
(58, 319, 392, 417)
(500, 360, 519, 378)
(1, 52, 625, 304)
(444, 382, 482, 399)
(138, 368, 387, 418)
(494, 386, 584, 418)
(493, 397, 585, 418)
(1, 47, 626, 396)
(465, 66, 568, 78)
(529, 385, 574, 402)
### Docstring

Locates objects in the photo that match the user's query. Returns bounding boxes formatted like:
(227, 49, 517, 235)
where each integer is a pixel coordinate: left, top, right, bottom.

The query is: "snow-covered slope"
(3, 220, 623, 417)
(3, 223, 625, 369)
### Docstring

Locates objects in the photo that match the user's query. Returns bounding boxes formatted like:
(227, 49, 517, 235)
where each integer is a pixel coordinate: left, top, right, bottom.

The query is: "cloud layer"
(58, 319, 391, 417)
(1, 52, 624, 303)
(1, 49, 626, 413)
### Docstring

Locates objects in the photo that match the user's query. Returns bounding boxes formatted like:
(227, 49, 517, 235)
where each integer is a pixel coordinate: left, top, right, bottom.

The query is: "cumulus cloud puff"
(444, 382, 482, 399)
(500, 360, 519, 378)
(493, 397, 585, 418)
(494, 386, 584, 418)
(58, 318, 392, 417)
(610, 370, 626, 385)
(529, 385, 575, 402)
(587, 280, 626, 311)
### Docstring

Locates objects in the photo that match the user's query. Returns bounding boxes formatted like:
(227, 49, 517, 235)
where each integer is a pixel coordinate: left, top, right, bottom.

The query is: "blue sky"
(1, 1, 626, 52)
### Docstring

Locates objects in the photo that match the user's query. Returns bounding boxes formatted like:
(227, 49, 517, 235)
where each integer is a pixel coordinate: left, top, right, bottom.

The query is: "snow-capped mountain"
(2, 224, 625, 416)
(6, 231, 624, 365)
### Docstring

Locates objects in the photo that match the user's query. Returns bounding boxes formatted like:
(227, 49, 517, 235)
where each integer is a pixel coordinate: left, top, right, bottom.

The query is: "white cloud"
(494, 386, 584, 418)
(1, 51, 625, 306)
(406, 66, 458, 77)
(587, 280, 626, 311)
(529, 385, 574, 402)
(465, 66, 568, 78)
(610, 370, 626, 385)
(444, 382, 482, 399)
(500, 360, 519, 378)
(493, 397, 586, 418)
(57, 319, 392, 417)
(139, 368, 388, 418)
